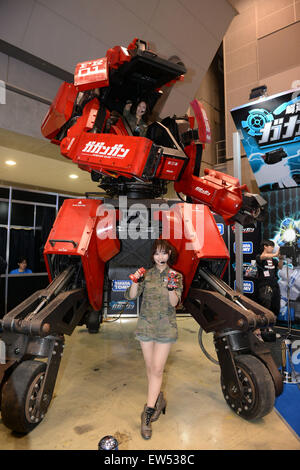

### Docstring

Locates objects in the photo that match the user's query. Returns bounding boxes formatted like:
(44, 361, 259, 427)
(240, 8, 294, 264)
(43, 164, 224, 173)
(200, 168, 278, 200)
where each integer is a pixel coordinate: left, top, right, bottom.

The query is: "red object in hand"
(167, 271, 178, 290)
(129, 267, 146, 283)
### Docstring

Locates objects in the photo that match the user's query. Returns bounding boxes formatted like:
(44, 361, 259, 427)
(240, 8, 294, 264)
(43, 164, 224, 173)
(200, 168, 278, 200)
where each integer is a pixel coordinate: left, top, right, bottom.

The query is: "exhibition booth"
(0, 0, 300, 452)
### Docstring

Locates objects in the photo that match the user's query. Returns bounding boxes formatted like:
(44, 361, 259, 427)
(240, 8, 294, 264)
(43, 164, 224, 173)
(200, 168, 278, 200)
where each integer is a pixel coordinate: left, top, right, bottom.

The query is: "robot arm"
(174, 158, 266, 225)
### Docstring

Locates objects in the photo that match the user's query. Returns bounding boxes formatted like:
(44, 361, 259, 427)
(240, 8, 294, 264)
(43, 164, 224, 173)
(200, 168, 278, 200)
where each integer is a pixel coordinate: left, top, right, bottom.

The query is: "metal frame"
(233, 132, 243, 293)
(0, 184, 81, 315)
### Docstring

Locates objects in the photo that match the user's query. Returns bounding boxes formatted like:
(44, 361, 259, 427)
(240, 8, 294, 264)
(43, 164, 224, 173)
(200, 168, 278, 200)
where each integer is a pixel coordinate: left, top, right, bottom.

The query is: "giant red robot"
(0, 38, 283, 433)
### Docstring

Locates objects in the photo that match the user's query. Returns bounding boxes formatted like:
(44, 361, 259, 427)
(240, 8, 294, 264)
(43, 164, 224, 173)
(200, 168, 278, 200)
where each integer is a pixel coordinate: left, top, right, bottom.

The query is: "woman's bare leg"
(139, 340, 155, 383)
(140, 341, 172, 407)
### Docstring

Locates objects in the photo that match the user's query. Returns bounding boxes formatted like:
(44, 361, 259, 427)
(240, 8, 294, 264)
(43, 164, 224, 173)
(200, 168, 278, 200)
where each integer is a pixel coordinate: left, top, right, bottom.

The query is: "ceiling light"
(5, 160, 16, 166)
(69, 174, 79, 179)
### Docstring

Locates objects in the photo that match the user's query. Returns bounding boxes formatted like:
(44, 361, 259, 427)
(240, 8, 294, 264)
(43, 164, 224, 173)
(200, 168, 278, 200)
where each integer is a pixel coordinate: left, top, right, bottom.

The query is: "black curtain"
(38, 206, 55, 245)
(0, 227, 7, 262)
(35, 206, 56, 272)
(0, 228, 7, 315)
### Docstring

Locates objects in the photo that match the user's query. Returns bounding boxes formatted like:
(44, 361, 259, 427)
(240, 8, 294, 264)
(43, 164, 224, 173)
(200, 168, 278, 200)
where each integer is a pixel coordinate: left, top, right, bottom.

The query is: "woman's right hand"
(128, 268, 145, 299)
(129, 267, 145, 283)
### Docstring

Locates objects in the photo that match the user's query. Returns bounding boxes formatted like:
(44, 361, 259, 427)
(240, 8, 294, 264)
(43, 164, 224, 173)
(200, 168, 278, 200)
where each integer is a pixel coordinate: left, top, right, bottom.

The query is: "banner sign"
(262, 187, 300, 326)
(229, 223, 261, 297)
(112, 280, 131, 292)
(234, 280, 254, 294)
(233, 241, 253, 254)
(231, 88, 300, 191)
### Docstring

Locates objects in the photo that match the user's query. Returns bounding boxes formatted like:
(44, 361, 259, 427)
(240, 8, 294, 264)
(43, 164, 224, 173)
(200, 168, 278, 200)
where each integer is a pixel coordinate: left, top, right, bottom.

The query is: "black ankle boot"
(141, 405, 156, 440)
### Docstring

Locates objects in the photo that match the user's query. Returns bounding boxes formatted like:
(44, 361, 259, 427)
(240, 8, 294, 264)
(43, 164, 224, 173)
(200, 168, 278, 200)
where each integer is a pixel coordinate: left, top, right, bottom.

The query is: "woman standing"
(124, 239, 183, 439)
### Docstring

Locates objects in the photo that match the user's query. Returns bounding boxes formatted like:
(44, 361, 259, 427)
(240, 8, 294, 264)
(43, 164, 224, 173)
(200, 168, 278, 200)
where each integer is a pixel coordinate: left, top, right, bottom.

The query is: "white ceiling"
(0, 141, 98, 195)
(0, 0, 236, 195)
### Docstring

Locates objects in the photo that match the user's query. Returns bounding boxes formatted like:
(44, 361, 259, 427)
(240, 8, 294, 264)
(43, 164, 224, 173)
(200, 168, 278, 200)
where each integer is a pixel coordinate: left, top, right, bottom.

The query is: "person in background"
(10, 257, 32, 274)
(123, 99, 149, 137)
(124, 239, 183, 440)
(255, 239, 283, 341)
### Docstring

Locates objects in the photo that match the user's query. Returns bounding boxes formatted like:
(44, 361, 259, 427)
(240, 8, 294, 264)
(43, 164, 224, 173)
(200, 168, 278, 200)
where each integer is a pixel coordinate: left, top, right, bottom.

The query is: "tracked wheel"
(1, 360, 47, 433)
(221, 354, 275, 420)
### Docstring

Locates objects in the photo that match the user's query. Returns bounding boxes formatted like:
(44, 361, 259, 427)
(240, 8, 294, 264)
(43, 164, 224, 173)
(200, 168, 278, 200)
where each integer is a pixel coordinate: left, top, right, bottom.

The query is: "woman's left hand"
(167, 270, 179, 291)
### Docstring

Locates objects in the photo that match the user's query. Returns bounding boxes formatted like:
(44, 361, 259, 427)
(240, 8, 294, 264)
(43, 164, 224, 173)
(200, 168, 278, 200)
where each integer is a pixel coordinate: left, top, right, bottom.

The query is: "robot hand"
(233, 192, 267, 226)
(167, 271, 179, 291)
(129, 267, 146, 283)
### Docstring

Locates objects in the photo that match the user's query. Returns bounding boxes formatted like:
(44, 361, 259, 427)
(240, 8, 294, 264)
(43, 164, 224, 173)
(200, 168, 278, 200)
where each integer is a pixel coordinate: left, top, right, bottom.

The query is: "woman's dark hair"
(17, 256, 27, 264)
(130, 100, 150, 122)
(259, 239, 274, 253)
(151, 239, 177, 266)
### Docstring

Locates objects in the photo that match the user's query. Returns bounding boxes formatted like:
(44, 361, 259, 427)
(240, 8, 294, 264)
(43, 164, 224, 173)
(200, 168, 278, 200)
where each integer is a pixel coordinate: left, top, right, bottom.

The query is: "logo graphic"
(194, 187, 211, 196)
(72, 200, 86, 207)
(112, 280, 131, 292)
(233, 242, 253, 254)
(242, 99, 300, 147)
(242, 108, 274, 137)
(217, 223, 224, 235)
(82, 141, 130, 158)
(77, 59, 106, 77)
(109, 300, 135, 310)
(231, 225, 255, 233)
(234, 280, 254, 294)
(231, 88, 300, 190)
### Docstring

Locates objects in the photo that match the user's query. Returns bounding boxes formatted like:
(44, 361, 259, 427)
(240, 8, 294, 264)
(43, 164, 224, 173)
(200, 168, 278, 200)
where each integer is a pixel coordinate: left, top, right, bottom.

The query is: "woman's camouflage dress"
(124, 266, 183, 343)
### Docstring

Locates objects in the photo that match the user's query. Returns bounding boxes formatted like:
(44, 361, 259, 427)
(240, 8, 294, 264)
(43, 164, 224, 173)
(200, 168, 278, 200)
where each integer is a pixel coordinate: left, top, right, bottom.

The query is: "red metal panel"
(41, 82, 78, 141)
(61, 132, 154, 179)
(158, 203, 229, 299)
(44, 199, 99, 256)
(106, 45, 132, 69)
(190, 99, 211, 143)
(175, 146, 245, 224)
(44, 199, 120, 311)
(74, 57, 109, 91)
(155, 155, 186, 181)
(96, 207, 120, 262)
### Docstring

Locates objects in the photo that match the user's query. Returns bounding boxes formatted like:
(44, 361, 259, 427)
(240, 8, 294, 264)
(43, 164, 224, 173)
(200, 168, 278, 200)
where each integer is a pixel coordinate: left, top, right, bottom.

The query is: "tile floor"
(0, 316, 299, 450)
